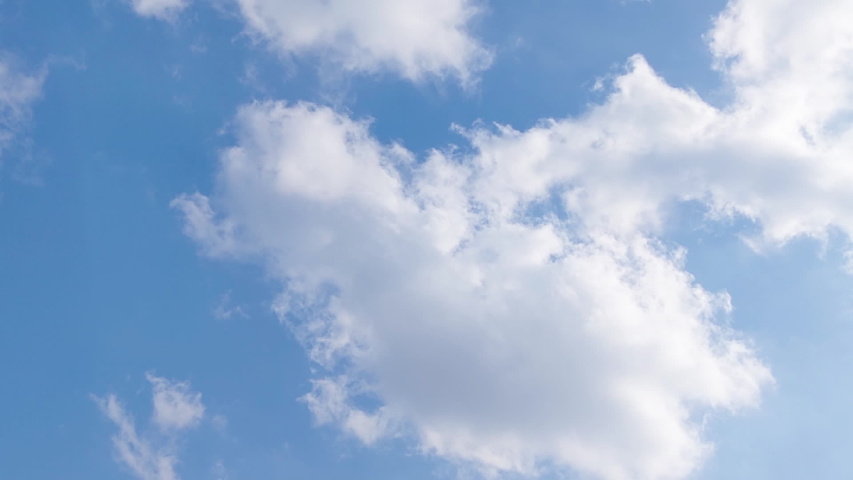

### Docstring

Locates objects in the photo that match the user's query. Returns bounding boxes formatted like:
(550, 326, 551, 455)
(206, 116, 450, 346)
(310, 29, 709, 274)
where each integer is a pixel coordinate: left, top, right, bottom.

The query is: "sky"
(3, 1, 853, 479)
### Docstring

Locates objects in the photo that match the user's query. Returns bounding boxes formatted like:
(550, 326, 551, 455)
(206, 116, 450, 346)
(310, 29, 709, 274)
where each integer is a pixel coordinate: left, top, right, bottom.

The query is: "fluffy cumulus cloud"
(703, 0, 853, 246)
(234, 0, 491, 82)
(127, 0, 189, 20)
(0, 55, 45, 162)
(173, 98, 770, 480)
(94, 374, 205, 480)
(171, 0, 853, 478)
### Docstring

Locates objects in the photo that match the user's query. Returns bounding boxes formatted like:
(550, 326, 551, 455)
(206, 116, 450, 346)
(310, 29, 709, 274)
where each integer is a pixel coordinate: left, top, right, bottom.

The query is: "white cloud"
(171, 0, 853, 478)
(701, 0, 853, 246)
(95, 375, 205, 480)
(171, 97, 771, 480)
(94, 394, 180, 480)
(147, 373, 206, 432)
(302, 376, 392, 446)
(0, 55, 45, 166)
(234, 0, 492, 82)
(128, 0, 189, 21)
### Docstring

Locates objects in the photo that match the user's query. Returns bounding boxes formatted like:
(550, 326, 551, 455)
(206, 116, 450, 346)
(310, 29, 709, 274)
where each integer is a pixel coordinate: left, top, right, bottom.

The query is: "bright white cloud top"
(168, 0, 853, 478)
(235, 0, 492, 82)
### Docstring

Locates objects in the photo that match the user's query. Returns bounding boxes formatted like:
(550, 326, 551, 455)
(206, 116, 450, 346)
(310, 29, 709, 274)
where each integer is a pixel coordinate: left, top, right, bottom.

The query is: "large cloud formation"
(234, 0, 491, 82)
(173, 0, 853, 478)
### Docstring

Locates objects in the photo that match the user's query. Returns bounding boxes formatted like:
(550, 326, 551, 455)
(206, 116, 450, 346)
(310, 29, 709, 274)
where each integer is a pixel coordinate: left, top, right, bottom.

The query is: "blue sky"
(3, 1, 853, 479)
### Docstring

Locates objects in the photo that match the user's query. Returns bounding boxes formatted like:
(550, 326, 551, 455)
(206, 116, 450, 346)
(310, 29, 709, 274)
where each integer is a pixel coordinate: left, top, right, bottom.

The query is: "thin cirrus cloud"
(127, 0, 190, 21)
(94, 374, 206, 480)
(0, 55, 45, 164)
(213, 290, 248, 320)
(170, 0, 853, 479)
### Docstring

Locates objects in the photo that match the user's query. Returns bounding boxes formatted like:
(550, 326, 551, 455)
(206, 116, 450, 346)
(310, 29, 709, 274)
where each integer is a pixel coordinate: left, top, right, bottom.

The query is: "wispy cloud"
(0, 53, 47, 181)
(147, 373, 206, 432)
(126, 0, 189, 22)
(213, 290, 247, 321)
(93, 394, 180, 480)
(211, 460, 228, 480)
(94, 374, 206, 480)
